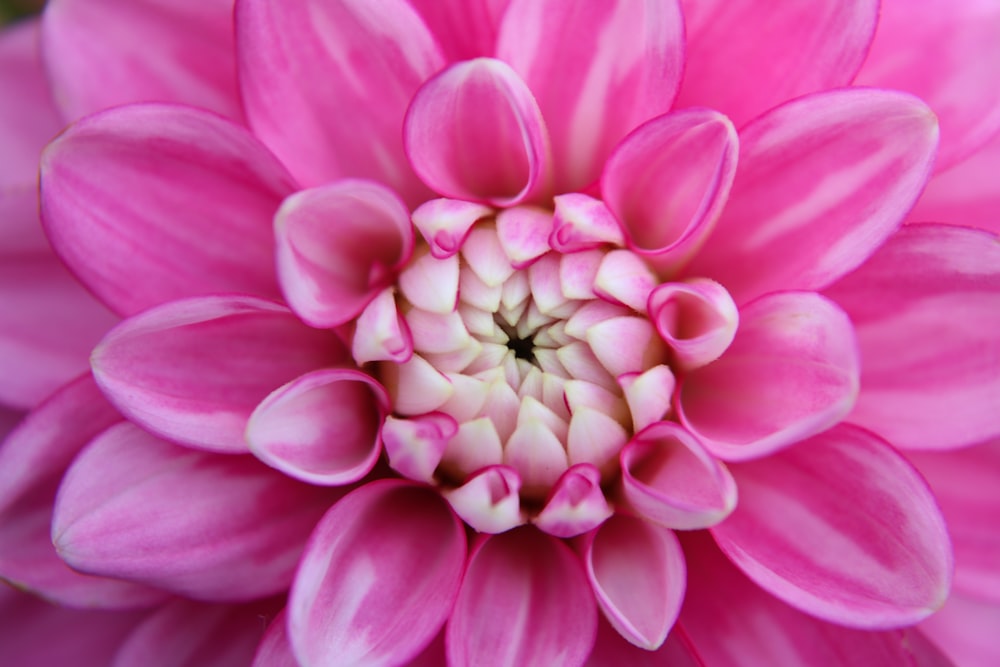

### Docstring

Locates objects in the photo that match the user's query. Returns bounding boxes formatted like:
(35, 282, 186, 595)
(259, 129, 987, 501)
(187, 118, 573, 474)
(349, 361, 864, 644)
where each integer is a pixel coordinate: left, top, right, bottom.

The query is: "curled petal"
(351, 287, 414, 365)
(382, 413, 457, 483)
(686, 89, 939, 305)
(824, 224, 1000, 450)
(275, 180, 414, 328)
(711, 424, 953, 629)
(497, 0, 684, 192)
(584, 514, 686, 650)
(534, 464, 613, 538)
(91, 296, 345, 453)
(53, 423, 337, 601)
(443, 465, 525, 534)
(41, 104, 295, 316)
(405, 58, 551, 207)
(620, 421, 737, 529)
(619, 365, 676, 433)
(602, 109, 738, 269)
(447, 528, 597, 667)
(550, 194, 626, 253)
(412, 198, 494, 259)
(679, 291, 859, 461)
(648, 278, 739, 371)
(247, 369, 390, 486)
(289, 481, 466, 667)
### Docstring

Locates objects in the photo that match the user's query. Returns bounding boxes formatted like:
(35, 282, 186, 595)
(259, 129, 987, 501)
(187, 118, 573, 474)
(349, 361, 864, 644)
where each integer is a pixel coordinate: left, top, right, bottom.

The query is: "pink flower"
(1, 1, 999, 665)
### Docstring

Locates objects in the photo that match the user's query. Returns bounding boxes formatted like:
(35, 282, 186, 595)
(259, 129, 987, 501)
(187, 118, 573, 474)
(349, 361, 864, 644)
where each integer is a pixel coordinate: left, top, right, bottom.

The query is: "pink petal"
(443, 465, 525, 534)
(711, 424, 953, 629)
(855, 0, 1000, 171)
(550, 194, 626, 253)
(275, 180, 414, 328)
(252, 610, 297, 667)
(351, 287, 414, 365)
(678, 291, 859, 461)
(648, 278, 739, 371)
(52, 422, 337, 601)
(42, 0, 242, 121)
(824, 224, 1000, 450)
(289, 480, 466, 667)
(447, 528, 597, 667)
(91, 295, 344, 453)
(404, 58, 551, 207)
(920, 592, 1000, 667)
(534, 464, 613, 538)
(237, 0, 441, 206)
(382, 412, 456, 482)
(0, 375, 168, 609)
(41, 104, 295, 316)
(906, 439, 1000, 602)
(619, 365, 676, 433)
(685, 89, 939, 305)
(583, 514, 686, 650)
(246, 369, 389, 486)
(585, 616, 703, 667)
(412, 198, 494, 259)
(497, 0, 684, 193)
(0, 256, 117, 408)
(676, 0, 878, 127)
(679, 530, 954, 667)
(496, 205, 554, 268)
(0, 585, 145, 667)
(620, 421, 737, 530)
(602, 109, 738, 269)
(113, 599, 280, 667)
(407, 0, 510, 61)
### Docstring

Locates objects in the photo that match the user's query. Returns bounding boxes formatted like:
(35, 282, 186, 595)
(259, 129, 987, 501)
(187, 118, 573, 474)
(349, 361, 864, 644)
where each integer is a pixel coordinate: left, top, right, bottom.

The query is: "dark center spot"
(495, 314, 537, 364)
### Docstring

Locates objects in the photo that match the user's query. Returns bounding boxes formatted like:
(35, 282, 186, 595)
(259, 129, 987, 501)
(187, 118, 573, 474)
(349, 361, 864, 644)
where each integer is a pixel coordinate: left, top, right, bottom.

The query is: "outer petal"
(497, 0, 684, 192)
(0, 257, 117, 408)
(678, 530, 955, 667)
(52, 422, 338, 601)
(854, 0, 1000, 171)
(920, 592, 1000, 667)
(113, 599, 278, 667)
(41, 104, 296, 316)
(906, 439, 1000, 602)
(252, 610, 297, 667)
(91, 295, 344, 453)
(684, 89, 939, 305)
(583, 515, 685, 651)
(237, 0, 442, 205)
(676, 0, 878, 127)
(408, 0, 510, 60)
(289, 481, 466, 667)
(711, 424, 953, 629)
(0, 375, 167, 609)
(824, 224, 1000, 450)
(448, 528, 597, 667)
(602, 109, 738, 270)
(42, 0, 242, 121)
(585, 618, 703, 667)
(404, 58, 551, 207)
(275, 180, 414, 328)
(678, 292, 859, 461)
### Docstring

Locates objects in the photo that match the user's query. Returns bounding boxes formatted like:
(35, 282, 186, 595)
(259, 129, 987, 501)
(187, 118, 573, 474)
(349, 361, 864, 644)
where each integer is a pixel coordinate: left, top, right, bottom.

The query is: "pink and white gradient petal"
(236, 0, 441, 206)
(289, 481, 466, 667)
(825, 223, 1000, 451)
(41, 104, 295, 316)
(497, 0, 684, 193)
(91, 296, 344, 453)
(711, 424, 953, 629)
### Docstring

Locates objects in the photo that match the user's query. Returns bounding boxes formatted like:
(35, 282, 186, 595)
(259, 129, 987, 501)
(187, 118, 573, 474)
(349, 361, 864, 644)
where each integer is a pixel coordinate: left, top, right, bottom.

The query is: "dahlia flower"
(1, 0, 999, 665)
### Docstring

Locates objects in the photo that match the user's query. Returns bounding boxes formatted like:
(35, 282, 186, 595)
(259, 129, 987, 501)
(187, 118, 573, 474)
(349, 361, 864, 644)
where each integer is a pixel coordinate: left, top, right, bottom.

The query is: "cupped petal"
(550, 194, 626, 253)
(620, 421, 736, 530)
(52, 422, 337, 601)
(824, 224, 1000, 450)
(41, 104, 295, 316)
(679, 291, 859, 461)
(0, 374, 167, 609)
(408, 0, 510, 61)
(602, 108, 738, 269)
(534, 464, 613, 538)
(252, 610, 297, 667)
(382, 412, 456, 482)
(275, 180, 414, 328)
(289, 480, 466, 667)
(676, 0, 878, 127)
(447, 527, 597, 667)
(583, 514, 685, 650)
(711, 424, 953, 629)
(42, 0, 242, 121)
(246, 369, 389, 486)
(351, 287, 414, 365)
(113, 599, 280, 667)
(497, 0, 684, 192)
(855, 0, 1000, 171)
(0, 256, 117, 409)
(443, 465, 525, 534)
(906, 439, 1000, 602)
(648, 278, 739, 371)
(237, 0, 441, 205)
(412, 198, 494, 259)
(685, 89, 939, 305)
(679, 530, 955, 667)
(91, 295, 345, 453)
(404, 58, 551, 207)
(920, 592, 1000, 667)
